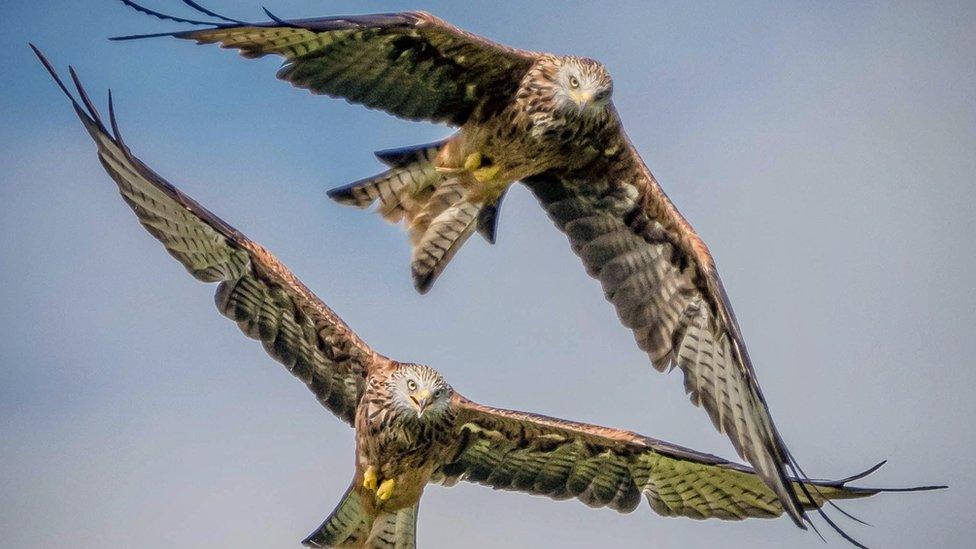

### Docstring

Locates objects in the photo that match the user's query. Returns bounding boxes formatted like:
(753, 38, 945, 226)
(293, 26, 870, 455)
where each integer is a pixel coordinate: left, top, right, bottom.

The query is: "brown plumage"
(112, 2, 617, 292)
(110, 2, 823, 531)
(36, 47, 942, 548)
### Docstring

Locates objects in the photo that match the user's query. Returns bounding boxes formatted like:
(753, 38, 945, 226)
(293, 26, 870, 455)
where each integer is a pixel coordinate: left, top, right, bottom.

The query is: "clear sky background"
(2, 1, 973, 548)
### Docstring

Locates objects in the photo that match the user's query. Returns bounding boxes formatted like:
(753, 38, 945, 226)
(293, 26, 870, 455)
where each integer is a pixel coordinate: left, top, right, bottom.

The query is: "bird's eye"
(407, 379, 417, 391)
(434, 389, 442, 398)
(568, 76, 580, 89)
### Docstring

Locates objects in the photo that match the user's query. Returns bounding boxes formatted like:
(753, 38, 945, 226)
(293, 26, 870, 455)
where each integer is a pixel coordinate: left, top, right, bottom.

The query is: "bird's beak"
(410, 389, 432, 417)
(573, 90, 594, 107)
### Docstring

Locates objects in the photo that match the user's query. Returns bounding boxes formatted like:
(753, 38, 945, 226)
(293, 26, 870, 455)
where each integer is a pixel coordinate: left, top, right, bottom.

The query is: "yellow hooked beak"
(572, 90, 594, 107)
(409, 389, 432, 417)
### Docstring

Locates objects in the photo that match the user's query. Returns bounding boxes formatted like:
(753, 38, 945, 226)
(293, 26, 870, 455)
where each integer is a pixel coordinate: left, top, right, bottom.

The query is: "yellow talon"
(376, 478, 396, 502)
(472, 165, 501, 183)
(363, 466, 378, 491)
(463, 152, 483, 172)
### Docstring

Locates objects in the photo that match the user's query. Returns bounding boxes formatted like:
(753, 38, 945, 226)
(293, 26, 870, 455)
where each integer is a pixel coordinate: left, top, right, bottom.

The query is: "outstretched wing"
(34, 46, 380, 425)
(522, 135, 812, 525)
(437, 397, 910, 521)
(113, 1, 539, 125)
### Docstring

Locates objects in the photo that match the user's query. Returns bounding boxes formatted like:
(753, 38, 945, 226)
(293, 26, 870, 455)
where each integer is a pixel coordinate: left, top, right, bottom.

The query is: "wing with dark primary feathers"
(522, 136, 822, 530)
(437, 396, 941, 524)
(112, 1, 540, 125)
(33, 46, 381, 426)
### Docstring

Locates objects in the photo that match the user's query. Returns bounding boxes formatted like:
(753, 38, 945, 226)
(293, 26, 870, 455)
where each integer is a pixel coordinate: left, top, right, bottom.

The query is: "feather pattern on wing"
(437, 397, 883, 520)
(35, 47, 380, 425)
(113, 2, 539, 125)
(522, 137, 808, 524)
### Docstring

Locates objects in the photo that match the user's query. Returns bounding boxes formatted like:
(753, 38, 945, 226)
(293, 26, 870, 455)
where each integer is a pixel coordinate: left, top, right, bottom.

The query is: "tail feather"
(406, 180, 465, 245)
(327, 140, 445, 224)
(303, 485, 420, 549)
(373, 139, 446, 168)
(365, 505, 420, 549)
(328, 140, 501, 293)
(327, 141, 447, 226)
(411, 198, 481, 294)
(328, 166, 433, 225)
(476, 189, 507, 244)
(303, 485, 370, 548)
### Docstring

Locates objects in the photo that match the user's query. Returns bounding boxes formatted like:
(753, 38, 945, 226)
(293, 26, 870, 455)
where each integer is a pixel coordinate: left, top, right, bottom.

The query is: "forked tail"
(327, 140, 499, 293)
(303, 485, 419, 549)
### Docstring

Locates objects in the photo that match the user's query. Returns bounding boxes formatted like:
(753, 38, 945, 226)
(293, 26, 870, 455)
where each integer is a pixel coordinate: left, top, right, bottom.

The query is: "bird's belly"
(437, 120, 565, 205)
(458, 137, 558, 204)
(378, 467, 431, 511)
(483, 131, 556, 177)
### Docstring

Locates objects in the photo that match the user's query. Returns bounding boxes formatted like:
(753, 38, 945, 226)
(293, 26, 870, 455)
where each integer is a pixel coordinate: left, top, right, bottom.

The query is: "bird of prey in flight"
(111, 1, 834, 534)
(32, 47, 941, 549)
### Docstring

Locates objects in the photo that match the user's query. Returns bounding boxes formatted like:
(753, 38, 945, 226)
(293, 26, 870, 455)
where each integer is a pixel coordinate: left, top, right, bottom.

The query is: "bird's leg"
(362, 466, 378, 491)
(376, 478, 396, 502)
(472, 166, 501, 184)
(434, 151, 483, 176)
(464, 152, 502, 184)
(463, 152, 483, 172)
(435, 151, 502, 181)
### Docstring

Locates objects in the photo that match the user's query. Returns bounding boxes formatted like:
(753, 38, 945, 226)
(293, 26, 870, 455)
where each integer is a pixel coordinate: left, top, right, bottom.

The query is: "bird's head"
(389, 363, 454, 420)
(553, 56, 613, 117)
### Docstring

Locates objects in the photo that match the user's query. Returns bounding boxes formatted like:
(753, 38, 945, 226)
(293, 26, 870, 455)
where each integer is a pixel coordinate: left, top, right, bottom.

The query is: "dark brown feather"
(522, 135, 808, 525)
(436, 396, 898, 521)
(113, 5, 540, 126)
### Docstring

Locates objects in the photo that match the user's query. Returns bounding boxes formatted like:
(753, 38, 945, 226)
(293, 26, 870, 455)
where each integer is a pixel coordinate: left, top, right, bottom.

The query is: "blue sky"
(2, 1, 974, 547)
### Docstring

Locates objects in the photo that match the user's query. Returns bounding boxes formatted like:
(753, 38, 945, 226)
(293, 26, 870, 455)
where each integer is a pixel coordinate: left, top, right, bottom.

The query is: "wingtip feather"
(836, 461, 887, 485)
(110, 31, 192, 41)
(180, 0, 247, 24)
(30, 45, 105, 135)
(30, 44, 74, 102)
(108, 89, 124, 143)
(117, 0, 217, 26)
(262, 6, 290, 27)
(68, 65, 105, 130)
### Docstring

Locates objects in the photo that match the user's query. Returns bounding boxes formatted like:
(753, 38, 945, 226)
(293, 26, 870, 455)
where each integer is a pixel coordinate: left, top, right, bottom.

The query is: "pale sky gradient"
(2, 1, 974, 547)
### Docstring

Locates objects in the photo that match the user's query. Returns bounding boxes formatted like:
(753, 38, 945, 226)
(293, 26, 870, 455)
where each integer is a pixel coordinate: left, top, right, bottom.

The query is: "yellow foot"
(472, 164, 501, 183)
(463, 152, 484, 172)
(376, 478, 396, 502)
(362, 466, 378, 492)
(436, 152, 498, 181)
